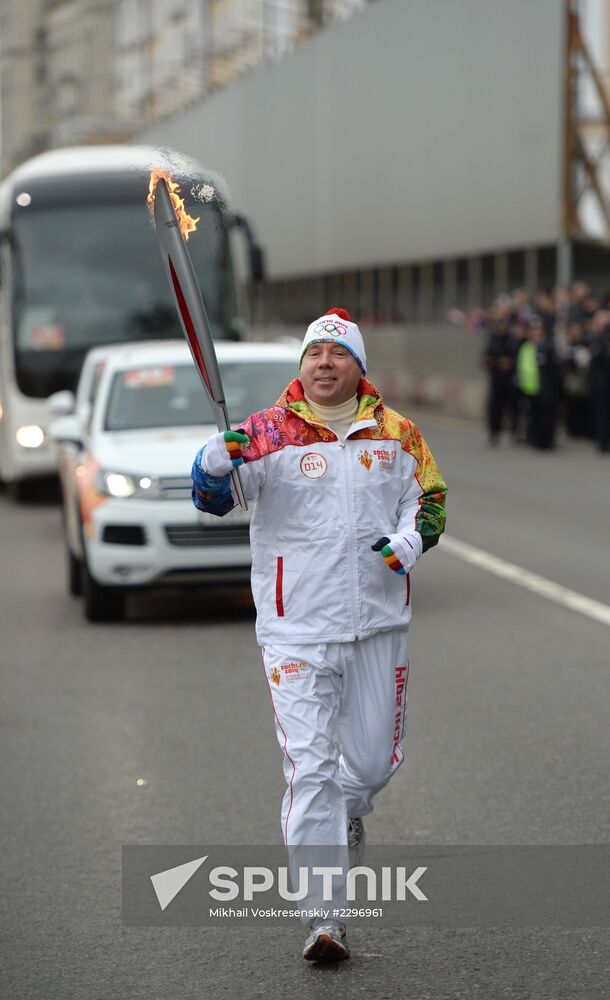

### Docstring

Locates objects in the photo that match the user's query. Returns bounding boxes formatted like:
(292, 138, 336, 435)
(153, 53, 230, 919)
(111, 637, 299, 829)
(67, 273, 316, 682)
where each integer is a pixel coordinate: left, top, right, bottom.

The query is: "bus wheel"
(7, 479, 33, 502)
(82, 562, 125, 623)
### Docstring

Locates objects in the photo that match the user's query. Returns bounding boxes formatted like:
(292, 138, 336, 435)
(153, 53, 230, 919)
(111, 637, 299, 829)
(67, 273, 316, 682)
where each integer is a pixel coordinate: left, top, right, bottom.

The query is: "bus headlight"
(16, 424, 45, 448)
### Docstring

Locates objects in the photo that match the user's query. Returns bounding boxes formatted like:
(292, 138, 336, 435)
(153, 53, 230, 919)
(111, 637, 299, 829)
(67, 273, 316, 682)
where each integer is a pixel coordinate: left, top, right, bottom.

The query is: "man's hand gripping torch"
(152, 175, 248, 510)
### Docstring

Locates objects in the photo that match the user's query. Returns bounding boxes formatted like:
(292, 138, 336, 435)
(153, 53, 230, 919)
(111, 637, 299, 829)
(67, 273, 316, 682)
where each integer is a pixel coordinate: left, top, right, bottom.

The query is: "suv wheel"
(81, 551, 125, 623)
(68, 546, 83, 597)
(63, 502, 82, 597)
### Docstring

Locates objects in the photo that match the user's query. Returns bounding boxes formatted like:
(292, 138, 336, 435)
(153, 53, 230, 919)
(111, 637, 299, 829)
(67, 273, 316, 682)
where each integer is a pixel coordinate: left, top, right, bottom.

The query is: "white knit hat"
(299, 308, 367, 374)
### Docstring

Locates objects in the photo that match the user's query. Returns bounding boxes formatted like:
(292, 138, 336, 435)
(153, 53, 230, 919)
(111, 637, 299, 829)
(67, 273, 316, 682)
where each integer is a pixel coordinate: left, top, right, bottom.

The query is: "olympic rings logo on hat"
(314, 321, 348, 337)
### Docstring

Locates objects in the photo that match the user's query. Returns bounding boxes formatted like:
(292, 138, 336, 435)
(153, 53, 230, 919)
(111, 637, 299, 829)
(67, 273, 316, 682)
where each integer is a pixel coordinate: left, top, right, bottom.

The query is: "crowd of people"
(451, 283, 610, 453)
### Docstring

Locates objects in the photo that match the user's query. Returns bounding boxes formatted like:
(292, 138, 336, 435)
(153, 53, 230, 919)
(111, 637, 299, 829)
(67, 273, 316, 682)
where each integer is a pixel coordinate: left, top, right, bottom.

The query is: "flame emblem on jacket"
(358, 449, 373, 471)
(270, 667, 281, 685)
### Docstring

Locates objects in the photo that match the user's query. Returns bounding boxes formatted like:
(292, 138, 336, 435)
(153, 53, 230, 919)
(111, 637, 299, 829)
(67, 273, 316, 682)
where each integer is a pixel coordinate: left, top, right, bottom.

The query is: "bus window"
(11, 200, 238, 398)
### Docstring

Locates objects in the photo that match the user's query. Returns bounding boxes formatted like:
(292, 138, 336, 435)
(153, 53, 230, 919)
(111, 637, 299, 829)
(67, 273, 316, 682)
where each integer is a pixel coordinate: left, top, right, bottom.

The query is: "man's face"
(299, 341, 362, 405)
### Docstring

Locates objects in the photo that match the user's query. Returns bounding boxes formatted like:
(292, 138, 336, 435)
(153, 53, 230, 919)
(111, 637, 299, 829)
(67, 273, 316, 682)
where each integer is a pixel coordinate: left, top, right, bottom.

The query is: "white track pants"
(262, 630, 409, 848)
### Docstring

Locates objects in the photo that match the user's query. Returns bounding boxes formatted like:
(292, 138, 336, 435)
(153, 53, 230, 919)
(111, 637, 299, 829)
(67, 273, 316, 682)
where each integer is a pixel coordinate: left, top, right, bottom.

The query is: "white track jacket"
(192, 378, 447, 646)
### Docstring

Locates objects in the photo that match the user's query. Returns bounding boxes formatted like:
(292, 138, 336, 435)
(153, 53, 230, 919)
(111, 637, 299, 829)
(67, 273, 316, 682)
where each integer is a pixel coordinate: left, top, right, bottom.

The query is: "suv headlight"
(96, 470, 161, 499)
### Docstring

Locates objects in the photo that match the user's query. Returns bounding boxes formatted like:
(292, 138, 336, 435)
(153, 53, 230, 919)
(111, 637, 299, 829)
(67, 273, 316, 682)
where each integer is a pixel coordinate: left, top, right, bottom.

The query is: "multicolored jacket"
(192, 378, 447, 645)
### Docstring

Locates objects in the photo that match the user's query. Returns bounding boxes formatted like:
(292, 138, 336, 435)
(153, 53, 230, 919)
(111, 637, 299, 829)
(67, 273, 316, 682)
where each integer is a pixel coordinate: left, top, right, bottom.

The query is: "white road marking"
(440, 535, 610, 628)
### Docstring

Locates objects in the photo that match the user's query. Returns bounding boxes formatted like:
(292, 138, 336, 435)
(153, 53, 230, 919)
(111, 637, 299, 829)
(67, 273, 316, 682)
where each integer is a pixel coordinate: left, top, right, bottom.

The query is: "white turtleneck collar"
(305, 393, 358, 441)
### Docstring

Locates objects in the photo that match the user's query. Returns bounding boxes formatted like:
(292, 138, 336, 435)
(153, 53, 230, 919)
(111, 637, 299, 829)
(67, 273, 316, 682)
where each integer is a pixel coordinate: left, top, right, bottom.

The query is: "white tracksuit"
(192, 378, 446, 908)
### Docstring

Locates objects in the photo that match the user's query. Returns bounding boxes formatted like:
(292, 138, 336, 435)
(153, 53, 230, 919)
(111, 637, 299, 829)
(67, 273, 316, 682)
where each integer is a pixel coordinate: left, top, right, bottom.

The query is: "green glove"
(223, 430, 250, 468)
(202, 429, 250, 476)
(371, 536, 407, 575)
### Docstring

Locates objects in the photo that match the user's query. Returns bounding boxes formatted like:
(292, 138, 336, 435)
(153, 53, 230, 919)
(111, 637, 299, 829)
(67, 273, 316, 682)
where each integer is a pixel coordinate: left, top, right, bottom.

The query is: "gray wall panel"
(140, 0, 564, 278)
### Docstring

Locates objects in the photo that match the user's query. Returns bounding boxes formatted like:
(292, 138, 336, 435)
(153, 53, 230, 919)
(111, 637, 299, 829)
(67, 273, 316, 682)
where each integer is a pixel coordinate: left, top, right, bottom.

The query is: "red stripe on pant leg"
(262, 650, 295, 844)
(275, 556, 285, 617)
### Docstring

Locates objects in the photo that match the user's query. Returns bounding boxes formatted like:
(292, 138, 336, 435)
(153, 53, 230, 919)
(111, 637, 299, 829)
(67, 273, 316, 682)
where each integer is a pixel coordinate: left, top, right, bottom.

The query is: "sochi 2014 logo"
(281, 661, 309, 684)
(313, 320, 348, 338)
(270, 667, 281, 686)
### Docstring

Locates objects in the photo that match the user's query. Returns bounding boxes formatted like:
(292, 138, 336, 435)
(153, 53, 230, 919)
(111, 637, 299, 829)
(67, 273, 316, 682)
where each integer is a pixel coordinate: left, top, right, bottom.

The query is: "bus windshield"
(11, 200, 239, 397)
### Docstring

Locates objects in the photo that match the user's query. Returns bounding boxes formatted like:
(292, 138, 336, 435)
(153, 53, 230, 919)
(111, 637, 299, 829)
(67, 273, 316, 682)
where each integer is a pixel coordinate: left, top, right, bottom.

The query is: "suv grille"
(164, 524, 250, 547)
(158, 476, 193, 500)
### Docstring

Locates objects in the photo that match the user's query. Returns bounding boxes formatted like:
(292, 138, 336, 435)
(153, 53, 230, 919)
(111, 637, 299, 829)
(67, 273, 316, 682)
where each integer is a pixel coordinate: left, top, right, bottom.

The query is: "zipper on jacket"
(341, 442, 358, 639)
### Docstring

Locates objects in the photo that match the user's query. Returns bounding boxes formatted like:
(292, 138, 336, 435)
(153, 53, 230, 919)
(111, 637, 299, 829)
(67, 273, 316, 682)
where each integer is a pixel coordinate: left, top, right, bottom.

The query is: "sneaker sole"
(303, 934, 350, 962)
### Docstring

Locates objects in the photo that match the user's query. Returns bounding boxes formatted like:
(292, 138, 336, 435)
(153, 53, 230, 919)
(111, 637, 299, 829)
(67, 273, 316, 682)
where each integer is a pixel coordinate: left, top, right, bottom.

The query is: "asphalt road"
(1, 418, 608, 1000)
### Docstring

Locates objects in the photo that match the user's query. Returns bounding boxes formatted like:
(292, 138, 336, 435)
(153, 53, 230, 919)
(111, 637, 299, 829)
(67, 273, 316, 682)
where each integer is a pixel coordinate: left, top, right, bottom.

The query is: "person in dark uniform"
(562, 322, 591, 439)
(482, 318, 520, 445)
(588, 313, 610, 453)
(511, 319, 530, 442)
(528, 317, 561, 450)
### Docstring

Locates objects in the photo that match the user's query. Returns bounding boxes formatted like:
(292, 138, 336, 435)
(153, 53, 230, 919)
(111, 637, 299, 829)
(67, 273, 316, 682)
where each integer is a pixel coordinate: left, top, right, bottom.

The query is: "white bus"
(0, 145, 262, 498)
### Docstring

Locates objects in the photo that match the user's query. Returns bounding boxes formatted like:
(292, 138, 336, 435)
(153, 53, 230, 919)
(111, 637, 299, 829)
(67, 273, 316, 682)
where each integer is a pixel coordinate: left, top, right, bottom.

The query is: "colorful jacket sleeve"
(191, 417, 266, 517)
(396, 422, 448, 553)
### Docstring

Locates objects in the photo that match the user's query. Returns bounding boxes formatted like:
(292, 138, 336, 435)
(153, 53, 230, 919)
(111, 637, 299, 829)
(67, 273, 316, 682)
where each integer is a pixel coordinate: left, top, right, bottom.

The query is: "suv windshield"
(104, 361, 296, 431)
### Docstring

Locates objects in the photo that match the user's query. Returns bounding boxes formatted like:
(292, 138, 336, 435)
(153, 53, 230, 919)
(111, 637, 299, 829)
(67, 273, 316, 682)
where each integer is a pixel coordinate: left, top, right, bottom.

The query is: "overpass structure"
(139, 0, 610, 416)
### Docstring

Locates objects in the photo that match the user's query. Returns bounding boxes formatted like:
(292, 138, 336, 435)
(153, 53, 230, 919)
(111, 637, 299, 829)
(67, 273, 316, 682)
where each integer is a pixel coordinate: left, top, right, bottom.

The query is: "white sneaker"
(303, 921, 350, 962)
(347, 817, 366, 868)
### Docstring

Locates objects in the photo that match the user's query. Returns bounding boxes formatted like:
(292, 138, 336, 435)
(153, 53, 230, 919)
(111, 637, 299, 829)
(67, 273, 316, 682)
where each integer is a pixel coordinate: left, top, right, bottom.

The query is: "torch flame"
(148, 168, 200, 241)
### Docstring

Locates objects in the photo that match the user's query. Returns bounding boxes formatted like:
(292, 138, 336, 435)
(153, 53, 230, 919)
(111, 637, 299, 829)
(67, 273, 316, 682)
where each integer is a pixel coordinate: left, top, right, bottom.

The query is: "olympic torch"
(151, 173, 248, 511)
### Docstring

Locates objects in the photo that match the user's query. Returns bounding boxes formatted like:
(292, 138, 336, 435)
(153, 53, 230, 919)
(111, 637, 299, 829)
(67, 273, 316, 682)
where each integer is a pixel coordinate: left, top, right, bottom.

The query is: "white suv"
(51, 339, 300, 621)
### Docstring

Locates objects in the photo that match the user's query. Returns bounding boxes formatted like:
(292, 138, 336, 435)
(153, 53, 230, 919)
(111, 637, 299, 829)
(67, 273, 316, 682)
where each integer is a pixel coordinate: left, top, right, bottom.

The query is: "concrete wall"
(139, 0, 565, 278)
(254, 320, 486, 419)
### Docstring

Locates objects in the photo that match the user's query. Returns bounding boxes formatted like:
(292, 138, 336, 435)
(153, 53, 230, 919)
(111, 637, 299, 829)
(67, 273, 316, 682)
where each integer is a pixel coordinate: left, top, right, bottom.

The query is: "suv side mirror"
(49, 415, 82, 447)
(48, 389, 76, 416)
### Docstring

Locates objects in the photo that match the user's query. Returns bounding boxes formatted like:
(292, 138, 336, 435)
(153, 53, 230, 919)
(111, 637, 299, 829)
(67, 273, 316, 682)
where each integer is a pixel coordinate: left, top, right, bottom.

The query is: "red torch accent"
(168, 256, 214, 398)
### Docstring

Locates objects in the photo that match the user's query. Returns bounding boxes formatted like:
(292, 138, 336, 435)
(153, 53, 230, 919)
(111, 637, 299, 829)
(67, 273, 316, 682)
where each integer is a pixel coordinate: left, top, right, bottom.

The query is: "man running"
(192, 308, 447, 961)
